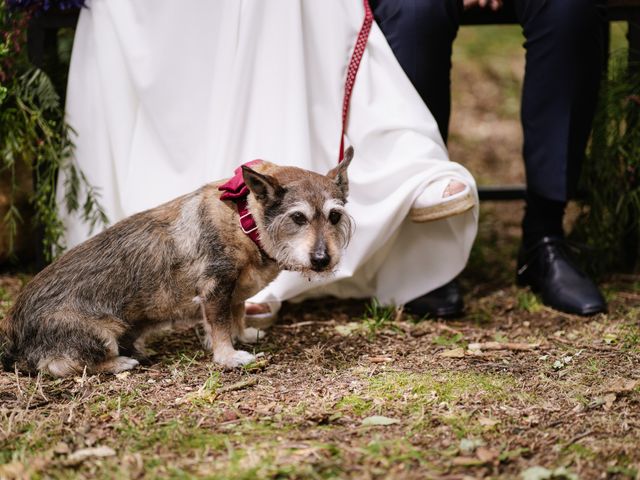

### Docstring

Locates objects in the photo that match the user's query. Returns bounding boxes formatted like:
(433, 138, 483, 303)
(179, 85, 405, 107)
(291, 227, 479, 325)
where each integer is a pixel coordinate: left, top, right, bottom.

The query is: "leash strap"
(220, 1, 373, 248)
(339, 0, 373, 162)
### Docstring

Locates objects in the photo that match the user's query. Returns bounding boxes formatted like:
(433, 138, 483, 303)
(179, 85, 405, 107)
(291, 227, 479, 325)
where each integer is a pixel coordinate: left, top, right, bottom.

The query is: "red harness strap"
(220, 0, 373, 248)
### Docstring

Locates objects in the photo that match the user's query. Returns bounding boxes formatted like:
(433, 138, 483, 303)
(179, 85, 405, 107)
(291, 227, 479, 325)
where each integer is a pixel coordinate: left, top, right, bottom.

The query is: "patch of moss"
(440, 412, 485, 439)
(335, 394, 373, 416)
(562, 443, 597, 461)
(621, 323, 640, 352)
(516, 290, 543, 313)
(433, 333, 466, 348)
(367, 371, 516, 407)
(0, 421, 60, 464)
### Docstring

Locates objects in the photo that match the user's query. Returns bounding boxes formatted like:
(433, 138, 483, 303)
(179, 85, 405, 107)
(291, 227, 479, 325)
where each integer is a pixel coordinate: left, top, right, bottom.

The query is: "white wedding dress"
(60, 0, 478, 306)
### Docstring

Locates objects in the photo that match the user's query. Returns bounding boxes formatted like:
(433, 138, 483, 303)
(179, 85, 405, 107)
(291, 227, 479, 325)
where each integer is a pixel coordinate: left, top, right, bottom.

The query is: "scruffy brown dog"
(1, 149, 353, 376)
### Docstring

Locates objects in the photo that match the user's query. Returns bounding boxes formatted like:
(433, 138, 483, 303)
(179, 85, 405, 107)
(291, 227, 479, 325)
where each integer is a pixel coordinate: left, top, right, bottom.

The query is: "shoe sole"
(409, 190, 475, 223)
(575, 305, 607, 316)
(516, 279, 607, 317)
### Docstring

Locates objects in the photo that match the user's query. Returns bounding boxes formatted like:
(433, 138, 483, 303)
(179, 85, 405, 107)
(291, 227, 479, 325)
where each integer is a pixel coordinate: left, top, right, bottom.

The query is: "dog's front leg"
(202, 298, 256, 369)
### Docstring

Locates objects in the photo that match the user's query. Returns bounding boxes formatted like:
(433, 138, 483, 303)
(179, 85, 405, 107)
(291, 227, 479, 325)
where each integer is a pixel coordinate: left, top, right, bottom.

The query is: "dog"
(1, 148, 354, 376)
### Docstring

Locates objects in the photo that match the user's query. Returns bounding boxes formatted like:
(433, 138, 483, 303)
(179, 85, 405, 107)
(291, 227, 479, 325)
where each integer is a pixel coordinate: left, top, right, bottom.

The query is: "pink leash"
(220, 0, 373, 247)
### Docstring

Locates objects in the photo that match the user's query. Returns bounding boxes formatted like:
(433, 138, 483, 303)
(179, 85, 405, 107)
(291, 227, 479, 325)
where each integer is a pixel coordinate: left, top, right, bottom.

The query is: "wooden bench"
(26, 2, 640, 204)
(460, 0, 640, 200)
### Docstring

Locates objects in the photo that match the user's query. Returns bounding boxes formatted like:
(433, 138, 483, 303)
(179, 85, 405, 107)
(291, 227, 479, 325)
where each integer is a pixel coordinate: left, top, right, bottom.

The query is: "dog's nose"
(310, 251, 331, 270)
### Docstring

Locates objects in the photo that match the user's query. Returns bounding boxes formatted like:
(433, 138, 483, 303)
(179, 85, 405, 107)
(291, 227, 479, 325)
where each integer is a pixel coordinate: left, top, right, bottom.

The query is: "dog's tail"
(0, 316, 16, 372)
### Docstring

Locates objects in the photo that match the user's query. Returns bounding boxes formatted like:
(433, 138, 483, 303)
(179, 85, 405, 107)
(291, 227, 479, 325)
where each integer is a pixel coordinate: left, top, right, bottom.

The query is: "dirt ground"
(1, 25, 639, 480)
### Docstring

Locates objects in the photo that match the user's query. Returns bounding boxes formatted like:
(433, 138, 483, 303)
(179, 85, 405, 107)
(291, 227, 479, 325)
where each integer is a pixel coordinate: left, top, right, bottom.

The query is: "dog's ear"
(242, 166, 283, 203)
(327, 146, 353, 198)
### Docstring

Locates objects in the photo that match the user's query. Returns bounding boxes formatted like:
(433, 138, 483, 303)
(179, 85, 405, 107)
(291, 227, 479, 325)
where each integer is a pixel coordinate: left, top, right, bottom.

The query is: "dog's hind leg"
(38, 356, 83, 377)
(33, 312, 131, 377)
(93, 356, 140, 374)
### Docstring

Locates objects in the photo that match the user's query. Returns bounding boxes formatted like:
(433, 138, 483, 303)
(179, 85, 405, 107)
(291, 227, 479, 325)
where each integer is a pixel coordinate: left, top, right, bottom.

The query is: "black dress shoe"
(516, 236, 607, 316)
(404, 280, 464, 319)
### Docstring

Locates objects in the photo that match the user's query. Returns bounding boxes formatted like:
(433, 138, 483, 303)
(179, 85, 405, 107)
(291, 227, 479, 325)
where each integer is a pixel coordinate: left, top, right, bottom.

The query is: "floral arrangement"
(1, 0, 106, 263)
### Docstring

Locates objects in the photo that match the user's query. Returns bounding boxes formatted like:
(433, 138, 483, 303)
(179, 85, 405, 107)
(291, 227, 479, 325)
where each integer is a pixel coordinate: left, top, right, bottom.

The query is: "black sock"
(522, 191, 566, 249)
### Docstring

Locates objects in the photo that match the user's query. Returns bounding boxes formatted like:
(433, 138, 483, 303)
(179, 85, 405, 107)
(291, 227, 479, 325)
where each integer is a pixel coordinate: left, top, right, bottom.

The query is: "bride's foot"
(245, 301, 281, 329)
(409, 178, 475, 223)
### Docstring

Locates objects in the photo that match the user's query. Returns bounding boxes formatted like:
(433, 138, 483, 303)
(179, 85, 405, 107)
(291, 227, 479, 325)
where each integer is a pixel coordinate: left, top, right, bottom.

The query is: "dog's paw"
(238, 327, 266, 344)
(98, 356, 140, 374)
(214, 350, 256, 369)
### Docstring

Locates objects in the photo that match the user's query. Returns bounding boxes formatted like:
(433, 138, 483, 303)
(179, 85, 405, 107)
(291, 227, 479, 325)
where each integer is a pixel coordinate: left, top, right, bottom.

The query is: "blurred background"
(0, 9, 636, 291)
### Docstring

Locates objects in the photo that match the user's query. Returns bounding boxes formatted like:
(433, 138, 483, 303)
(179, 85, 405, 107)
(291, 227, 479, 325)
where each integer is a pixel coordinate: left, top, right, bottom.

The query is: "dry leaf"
(476, 447, 499, 463)
(361, 415, 400, 426)
(67, 446, 116, 465)
(335, 323, 360, 336)
(601, 378, 639, 394)
(53, 442, 70, 455)
(459, 438, 485, 454)
(478, 416, 500, 427)
(603, 393, 617, 411)
(0, 461, 25, 480)
(452, 456, 484, 467)
(440, 347, 465, 358)
(521, 466, 578, 480)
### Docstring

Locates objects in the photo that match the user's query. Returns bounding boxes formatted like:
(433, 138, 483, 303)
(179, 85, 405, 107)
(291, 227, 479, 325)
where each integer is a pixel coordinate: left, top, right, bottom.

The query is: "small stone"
(54, 442, 70, 454)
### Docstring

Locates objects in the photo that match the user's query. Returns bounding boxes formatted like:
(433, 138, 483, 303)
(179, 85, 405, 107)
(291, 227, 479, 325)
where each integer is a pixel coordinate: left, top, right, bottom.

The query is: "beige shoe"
(245, 301, 281, 329)
(409, 178, 475, 223)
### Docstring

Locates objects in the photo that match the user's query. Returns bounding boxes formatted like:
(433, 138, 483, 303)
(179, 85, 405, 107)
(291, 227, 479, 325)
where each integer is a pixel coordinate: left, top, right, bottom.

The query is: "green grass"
(367, 371, 516, 406)
(456, 21, 630, 72)
(336, 394, 373, 416)
(361, 298, 398, 335)
(455, 25, 524, 61)
(433, 332, 467, 348)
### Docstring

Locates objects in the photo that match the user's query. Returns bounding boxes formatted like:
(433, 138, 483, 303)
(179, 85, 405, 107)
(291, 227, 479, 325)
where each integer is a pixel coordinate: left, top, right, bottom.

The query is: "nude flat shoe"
(244, 301, 281, 329)
(409, 178, 475, 223)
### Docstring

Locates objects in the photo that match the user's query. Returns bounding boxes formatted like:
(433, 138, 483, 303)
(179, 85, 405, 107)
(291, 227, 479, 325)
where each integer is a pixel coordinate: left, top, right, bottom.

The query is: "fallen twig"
(551, 337, 618, 351)
(217, 377, 258, 394)
(276, 320, 336, 329)
(367, 356, 394, 363)
(614, 291, 640, 301)
(468, 342, 540, 352)
(566, 429, 594, 445)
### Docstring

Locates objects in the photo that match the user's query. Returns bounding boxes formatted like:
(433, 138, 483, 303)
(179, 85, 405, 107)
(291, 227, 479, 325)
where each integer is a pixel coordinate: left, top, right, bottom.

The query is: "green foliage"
(0, 1, 107, 261)
(572, 52, 640, 274)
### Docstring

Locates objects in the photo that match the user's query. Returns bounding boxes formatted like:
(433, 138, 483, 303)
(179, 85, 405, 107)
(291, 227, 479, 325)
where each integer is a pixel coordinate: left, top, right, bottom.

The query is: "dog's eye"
(291, 212, 308, 226)
(329, 210, 342, 225)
